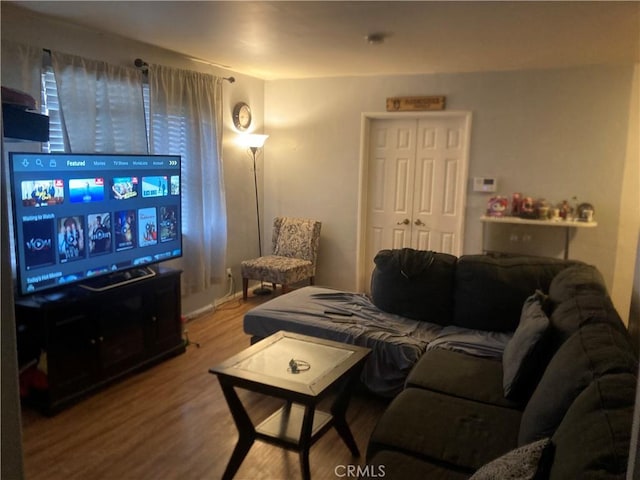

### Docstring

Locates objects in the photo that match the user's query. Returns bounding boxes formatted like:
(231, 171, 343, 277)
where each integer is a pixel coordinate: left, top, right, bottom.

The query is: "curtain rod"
(134, 58, 235, 83)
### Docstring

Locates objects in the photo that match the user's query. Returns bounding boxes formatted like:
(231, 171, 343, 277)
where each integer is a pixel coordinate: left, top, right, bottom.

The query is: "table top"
(210, 331, 371, 397)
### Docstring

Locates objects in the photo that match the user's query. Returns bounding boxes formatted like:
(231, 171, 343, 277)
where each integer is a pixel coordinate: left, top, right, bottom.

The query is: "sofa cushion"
(452, 255, 577, 332)
(370, 248, 457, 325)
(519, 323, 638, 446)
(364, 450, 470, 480)
(548, 263, 607, 304)
(502, 293, 552, 401)
(549, 373, 637, 480)
(470, 437, 554, 480)
(406, 347, 521, 409)
(549, 294, 624, 345)
(368, 387, 522, 471)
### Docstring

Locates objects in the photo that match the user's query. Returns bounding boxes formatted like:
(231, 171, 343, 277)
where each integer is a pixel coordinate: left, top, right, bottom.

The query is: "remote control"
(324, 310, 353, 317)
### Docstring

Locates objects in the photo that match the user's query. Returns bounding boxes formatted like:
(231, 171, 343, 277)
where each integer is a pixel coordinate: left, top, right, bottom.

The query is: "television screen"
(9, 152, 182, 296)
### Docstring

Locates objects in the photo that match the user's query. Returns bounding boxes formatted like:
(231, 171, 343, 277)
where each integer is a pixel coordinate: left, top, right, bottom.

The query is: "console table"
(480, 215, 597, 260)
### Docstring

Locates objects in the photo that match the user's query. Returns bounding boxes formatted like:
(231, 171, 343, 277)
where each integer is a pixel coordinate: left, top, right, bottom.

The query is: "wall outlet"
(226, 268, 232, 278)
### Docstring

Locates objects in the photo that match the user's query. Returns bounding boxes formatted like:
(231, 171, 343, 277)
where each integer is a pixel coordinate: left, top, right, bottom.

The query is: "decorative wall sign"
(386, 96, 446, 112)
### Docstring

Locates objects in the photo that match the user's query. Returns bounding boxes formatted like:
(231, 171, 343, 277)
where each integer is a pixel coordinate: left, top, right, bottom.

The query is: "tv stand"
(14, 267, 185, 415)
(79, 266, 157, 292)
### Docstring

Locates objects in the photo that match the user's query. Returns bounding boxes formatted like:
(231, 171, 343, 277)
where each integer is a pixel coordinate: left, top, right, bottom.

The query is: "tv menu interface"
(9, 153, 182, 295)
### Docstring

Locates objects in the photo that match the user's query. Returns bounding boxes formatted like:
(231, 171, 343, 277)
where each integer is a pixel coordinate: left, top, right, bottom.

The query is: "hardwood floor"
(21, 293, 389, 480)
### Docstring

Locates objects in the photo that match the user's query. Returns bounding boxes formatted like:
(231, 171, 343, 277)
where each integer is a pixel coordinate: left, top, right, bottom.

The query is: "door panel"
(366, 119, 417, 272)
(413, 117, 466, 255)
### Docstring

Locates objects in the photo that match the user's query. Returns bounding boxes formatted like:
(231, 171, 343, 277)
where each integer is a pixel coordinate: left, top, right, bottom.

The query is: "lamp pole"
(245, 135, 271, 295)
(250, 146, 263, 257)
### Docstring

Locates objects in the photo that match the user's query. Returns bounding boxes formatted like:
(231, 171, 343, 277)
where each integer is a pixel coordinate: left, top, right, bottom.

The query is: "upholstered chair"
(241, 217, 321, 300)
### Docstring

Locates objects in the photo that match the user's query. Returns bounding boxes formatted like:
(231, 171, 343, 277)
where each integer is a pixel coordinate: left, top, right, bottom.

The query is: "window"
(35, 60, 226, 293)
(40, 67, 65, 153)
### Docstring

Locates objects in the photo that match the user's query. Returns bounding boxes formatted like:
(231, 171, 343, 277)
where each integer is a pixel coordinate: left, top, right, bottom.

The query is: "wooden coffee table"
(209, 331, 371, 480)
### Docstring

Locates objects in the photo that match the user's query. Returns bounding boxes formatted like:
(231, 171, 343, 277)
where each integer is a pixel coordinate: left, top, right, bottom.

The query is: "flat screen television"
(8, 152, 182, 296)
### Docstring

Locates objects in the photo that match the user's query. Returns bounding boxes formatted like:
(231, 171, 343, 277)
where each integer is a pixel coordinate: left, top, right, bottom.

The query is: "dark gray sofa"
(365, 252, 637, 479)
(243, 250, 637, 477)
(244, 253, 578, 397)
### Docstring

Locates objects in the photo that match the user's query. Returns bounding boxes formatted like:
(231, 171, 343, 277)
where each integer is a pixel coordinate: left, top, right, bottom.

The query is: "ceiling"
(9, 1, 640, 80)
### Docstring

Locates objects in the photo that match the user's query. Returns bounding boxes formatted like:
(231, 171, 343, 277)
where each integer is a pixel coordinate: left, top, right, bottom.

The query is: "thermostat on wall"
(473, 177, 497, 192)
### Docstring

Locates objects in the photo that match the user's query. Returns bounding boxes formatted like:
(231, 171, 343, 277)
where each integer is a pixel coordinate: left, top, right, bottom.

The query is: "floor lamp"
(242, 133, 271, 295)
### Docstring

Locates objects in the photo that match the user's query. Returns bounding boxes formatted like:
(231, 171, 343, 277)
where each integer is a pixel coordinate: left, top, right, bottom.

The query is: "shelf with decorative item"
(479, 215, 597, 259)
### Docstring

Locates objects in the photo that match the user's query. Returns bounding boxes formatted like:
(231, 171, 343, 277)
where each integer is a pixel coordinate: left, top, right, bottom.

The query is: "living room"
(2, 1, 639, 478)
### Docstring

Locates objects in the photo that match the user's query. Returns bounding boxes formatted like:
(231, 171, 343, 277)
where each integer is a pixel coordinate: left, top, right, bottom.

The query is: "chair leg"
(309, 276, 315, 286)
(242, 278, 249, 300)
(282, 284, 289, 294)
(272, 282, 277, 292)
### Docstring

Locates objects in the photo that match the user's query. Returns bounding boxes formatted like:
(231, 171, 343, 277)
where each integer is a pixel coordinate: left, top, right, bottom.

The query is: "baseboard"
(214, 290, 244, 308)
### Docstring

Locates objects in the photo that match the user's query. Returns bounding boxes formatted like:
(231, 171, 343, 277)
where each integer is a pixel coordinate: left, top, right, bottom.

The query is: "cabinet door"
(97, 294, 147, 379)
(47, 306, 98, 402)
(147, 275, 182, 354)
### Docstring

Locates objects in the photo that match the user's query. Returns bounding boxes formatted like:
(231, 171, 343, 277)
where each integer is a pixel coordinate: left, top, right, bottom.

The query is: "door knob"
(414, 219, 425, 226)
(396, 218, 410, 225)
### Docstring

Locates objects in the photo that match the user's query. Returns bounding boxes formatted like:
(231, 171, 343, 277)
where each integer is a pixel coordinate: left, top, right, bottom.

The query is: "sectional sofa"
(365, 252, 637, 479)
(243, 251, 637, 478)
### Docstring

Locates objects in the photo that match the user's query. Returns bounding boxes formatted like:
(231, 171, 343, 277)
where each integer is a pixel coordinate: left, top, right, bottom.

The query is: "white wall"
(265, 66, 637, 321)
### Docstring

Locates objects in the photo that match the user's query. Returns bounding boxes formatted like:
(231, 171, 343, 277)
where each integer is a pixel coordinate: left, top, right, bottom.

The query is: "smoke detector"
(365, 33, 386, 45)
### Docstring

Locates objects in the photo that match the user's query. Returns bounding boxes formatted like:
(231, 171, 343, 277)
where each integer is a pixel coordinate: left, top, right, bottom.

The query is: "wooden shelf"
(480, 215, 597, 228)
(480, 216, 598, 259)
(256, 404, 332, 446)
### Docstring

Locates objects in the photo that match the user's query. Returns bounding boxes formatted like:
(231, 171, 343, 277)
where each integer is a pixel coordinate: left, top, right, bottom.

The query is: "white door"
(363, 113, 470, 287)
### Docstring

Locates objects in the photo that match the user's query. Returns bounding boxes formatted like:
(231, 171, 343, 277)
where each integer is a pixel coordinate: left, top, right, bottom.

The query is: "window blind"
(41, 68, 65, 152)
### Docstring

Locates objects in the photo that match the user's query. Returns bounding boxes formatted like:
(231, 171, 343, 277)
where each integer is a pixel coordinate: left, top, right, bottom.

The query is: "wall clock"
(232, 102, 252, 131)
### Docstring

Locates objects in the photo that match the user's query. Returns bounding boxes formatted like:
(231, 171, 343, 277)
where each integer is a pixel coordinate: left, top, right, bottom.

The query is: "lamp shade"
(238, 133, 269, 149)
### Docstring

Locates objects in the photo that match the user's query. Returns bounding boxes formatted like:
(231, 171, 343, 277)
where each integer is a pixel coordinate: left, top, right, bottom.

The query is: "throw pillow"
(502, 293, 551, 401)
(470, 437, 554, 480)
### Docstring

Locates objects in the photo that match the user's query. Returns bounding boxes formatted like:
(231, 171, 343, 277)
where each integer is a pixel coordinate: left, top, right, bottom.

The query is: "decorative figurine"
(577, 203, 595, 222)
(511, 193, 521, 216)
(535, 198, 550, 220)
(520, 196, 536, 219)
(559, 200, 573, 220)
(487, 196, 508, 217)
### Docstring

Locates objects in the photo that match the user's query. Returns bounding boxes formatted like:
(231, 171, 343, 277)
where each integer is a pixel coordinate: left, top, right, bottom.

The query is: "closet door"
(364, 114, 469, 287)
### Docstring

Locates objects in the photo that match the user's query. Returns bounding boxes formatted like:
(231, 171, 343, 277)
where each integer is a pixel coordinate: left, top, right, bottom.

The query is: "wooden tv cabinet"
(14, 267, 185, 415)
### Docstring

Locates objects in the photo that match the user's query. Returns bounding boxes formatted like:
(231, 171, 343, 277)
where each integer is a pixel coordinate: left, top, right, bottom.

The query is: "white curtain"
(147, 64, 227, 294)
(1, 41, 44, 276)
(51, 51, 147, 153)
(1, 41, 43, 102)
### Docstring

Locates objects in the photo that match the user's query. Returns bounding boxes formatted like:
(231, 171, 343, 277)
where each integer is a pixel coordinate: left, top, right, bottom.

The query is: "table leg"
(219, 378, 256, 480)
(330, 372, 362, 457)
(298, 405, 315, 480)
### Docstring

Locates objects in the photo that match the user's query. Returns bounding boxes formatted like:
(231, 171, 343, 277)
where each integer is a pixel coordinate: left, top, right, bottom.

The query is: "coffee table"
(209, 331, 371, 480)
